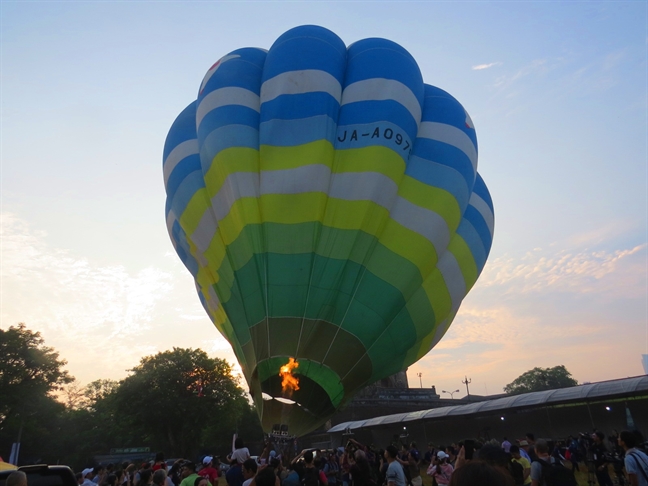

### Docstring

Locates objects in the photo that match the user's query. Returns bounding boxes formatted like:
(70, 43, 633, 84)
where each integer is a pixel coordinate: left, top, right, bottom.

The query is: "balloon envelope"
(163, 25, 494, 436)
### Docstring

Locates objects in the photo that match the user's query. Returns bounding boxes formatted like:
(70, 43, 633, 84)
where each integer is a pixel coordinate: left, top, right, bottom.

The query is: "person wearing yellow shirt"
(510, 445, 532, 485)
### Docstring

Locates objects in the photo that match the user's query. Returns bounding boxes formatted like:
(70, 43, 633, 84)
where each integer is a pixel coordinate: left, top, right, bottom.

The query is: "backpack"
(536, 459, 577, 486)
(302, 468, 321, 486)
(508, 459, 525, 486)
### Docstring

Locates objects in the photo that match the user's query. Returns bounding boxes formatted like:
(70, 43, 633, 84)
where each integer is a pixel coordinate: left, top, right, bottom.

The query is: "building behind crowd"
(319, 375, 648, 448)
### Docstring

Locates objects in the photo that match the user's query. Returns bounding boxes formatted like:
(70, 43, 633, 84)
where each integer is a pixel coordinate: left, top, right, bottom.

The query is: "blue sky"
(1, 1, 646, 398)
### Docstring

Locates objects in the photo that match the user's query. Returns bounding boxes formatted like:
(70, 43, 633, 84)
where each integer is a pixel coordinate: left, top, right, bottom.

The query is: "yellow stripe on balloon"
(260, 140, 335, 171)
(447, 235, 478, 290)
(333, 146, 405, 183)
(203, 147, 259, 198)
(379, 219, 439, 278)
(179, 189, 212, 236)
(261, 193, 329, 223)
(398, 176, 462, 231)
(421, 269, 453, 329)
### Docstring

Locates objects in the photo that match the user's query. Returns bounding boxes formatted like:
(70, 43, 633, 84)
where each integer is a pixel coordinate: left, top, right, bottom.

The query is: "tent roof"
(328, 375, 648, 433)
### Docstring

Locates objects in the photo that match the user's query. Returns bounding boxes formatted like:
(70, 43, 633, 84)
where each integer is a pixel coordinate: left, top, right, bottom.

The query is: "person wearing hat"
(384, 446, 406, 486)
(517, 440, 532, 463)
(427, 451, 453, 486)
(81, 469, 97, 486)
(198, 457, 219, 485)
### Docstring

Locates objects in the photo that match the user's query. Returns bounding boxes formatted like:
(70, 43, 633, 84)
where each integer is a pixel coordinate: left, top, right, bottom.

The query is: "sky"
(1, 1, 647, 401)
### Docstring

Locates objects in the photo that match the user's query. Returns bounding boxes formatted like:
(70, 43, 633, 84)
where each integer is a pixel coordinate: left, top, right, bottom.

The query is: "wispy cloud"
(472, 62, 502, 71)
(1, 212, 242, 384)
(410, 236, 647, 393)
(1, 213, 174, 379)
(479, 244, 646, 297)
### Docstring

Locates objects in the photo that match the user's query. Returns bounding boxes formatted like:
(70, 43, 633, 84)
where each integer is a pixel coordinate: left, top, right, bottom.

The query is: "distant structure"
(329, 369, 443, 425)
(643, 354, 648, 374)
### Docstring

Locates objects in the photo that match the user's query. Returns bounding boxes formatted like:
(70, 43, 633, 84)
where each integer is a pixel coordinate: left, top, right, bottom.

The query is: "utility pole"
(462, 376, 472, 402)
(417, 372, 423, 388)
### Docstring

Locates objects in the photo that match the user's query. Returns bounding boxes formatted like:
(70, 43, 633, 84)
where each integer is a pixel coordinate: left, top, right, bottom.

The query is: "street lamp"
(417, 372, 423, 388)
(442, 389, 460, 399)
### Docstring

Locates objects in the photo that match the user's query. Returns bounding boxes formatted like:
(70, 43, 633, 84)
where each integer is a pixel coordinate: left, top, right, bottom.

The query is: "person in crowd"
(349, 450, 371, 486)
(103, 474, 118, 486)
(242, 458, 258, 486)
(6, 471, 28, 486)
(199, 456, 220, 485)
(618, 430, 648, 486)
(517, 441, 532, 463)
(230, 438, 251, 465)
(167, 462, 184, 486)
(93, 467, 107, 485)
(153, 454, 167, 472)
(445, 446, 457, 467)
(226, 457, 244, 486)
(529, 439, 552, 486)
(282, 461, 303, 486)
(502, 438, 512, 454)
(384, 446, 406, 486)
(509, 445, 531, 486)
(194, 477, 209, 486)
(323, 451, 339, 486)
(136, 464, 153, 486)
(423, 444, 435, 466)
(81, 469, 97, 486)
(179, 463, 202, 486)
(138, 470, 153, 486)
(405, 445, 421, 486)
(253, 468, 279, 486)
(300, 451, 324, 486)
(591, 431, 613, 486)
(427, 451, 453, 486)
(525, 434, 538, 463)
(448, 460, 514, 486)
(153, 470, 167, 486)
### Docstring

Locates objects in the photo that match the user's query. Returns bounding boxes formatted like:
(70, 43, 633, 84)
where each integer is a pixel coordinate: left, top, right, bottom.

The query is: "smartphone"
(464, 439, 475, 460)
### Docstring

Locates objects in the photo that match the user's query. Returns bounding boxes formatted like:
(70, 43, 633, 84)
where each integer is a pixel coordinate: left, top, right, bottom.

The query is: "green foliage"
(111, 347, 261, 457)
(504, 365, 578, 395)
(0, 323, 72, 430)
(0, 323, 262, 468)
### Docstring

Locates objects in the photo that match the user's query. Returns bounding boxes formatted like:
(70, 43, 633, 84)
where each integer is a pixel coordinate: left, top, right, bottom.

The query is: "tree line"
(0, 323, 580, 470)
(0, 324, 263, 470)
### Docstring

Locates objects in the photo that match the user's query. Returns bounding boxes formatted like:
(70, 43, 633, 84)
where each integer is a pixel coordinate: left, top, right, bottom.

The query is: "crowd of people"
(60, 430, 648, 486)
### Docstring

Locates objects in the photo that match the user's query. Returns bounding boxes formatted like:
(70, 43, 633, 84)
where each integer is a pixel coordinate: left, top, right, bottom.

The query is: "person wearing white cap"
(198, 457, 219, 486)
(427, 452, 453, 486)
(81, 469, 97, 486)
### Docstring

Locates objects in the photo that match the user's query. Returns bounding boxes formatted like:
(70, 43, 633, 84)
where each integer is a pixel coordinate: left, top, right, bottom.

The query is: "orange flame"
(279, 357, 300, 392)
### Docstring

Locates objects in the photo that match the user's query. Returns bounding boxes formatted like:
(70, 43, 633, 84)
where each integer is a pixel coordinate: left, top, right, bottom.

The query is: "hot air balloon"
(163, 25, 494, 437)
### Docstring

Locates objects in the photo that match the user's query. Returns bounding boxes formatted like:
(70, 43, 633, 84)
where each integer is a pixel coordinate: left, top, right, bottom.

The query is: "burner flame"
(279, 357, 300, 393)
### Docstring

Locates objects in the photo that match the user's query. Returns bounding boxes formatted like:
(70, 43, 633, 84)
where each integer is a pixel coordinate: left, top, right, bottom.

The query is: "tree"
(504, 365, 578, 395)
(112, 347, 258, 457)
(0, 323, 72, 430)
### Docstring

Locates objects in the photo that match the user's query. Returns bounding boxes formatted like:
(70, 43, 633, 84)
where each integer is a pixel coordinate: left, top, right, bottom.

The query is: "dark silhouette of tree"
(504, 365, 578, 395)
(0, 323, 72, 431)
(112, 347, 259, 457)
